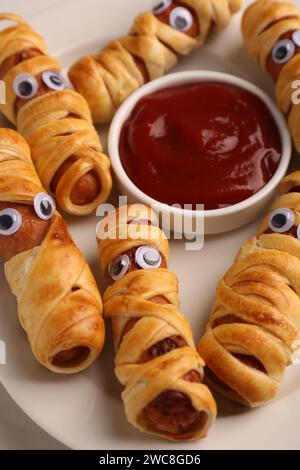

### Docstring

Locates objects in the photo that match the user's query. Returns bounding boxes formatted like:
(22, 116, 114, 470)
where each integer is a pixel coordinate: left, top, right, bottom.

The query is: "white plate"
(0, 0, 299, 450)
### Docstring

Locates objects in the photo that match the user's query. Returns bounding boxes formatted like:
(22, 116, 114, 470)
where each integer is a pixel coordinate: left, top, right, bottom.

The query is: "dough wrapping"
(97, 204, 216, 441)
(0, 128, 105, 373)
(69, 0, 242, 123)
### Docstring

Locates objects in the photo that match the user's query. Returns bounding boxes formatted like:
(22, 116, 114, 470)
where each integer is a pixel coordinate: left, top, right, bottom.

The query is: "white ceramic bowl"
(108, 71, 291, 234)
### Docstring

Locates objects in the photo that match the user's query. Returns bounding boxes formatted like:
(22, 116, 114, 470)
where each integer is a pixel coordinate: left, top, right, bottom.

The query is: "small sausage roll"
(69, 0, 242, 124)
(97, 204, 216, 441)
(0, 13, 112, 215)
(198, 171, 300, 407)
(0, 128, 105, 373)
(242, 0, 300, 154)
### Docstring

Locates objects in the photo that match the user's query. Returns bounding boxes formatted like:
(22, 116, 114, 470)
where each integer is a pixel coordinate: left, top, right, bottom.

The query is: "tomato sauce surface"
(119, 82, 282, 210)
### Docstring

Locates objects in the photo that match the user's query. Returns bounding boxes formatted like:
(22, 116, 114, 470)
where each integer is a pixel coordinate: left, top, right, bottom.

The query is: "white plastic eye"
(12, 73, 38, 99)
(272, 39, 295, 64)
(108, 254, 130, 281)
(33, 193, 56, 220)
(292, 340, 300, 365)
(152, 0, 172, 15)
(42, 71, 65, 91)
(268, 208, 295, 233)
(135, 246, 161, 269)
(169, 6, 193, 32)
(0, 208, 22, 236)
(292, 30, 300, 47)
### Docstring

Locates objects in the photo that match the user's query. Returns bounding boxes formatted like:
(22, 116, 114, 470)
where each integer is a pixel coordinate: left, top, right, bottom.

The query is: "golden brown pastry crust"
(241, 0, 300, 154)
(97, 204, 216, 441)
(69, 0, 242, 124)
(198, 172, 300, 407)
(0, 128, 105, 373)
(0, 13, 112, 215)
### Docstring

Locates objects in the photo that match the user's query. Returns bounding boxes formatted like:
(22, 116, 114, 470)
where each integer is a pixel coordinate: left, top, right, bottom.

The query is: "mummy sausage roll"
(242, 0, 300, 156)
(0, 13, 112, 215)
(97, 204, 216, 441)
(0, 128, 105, 373)
(198, 175, 300, 407)
(69, 0, 242, 124)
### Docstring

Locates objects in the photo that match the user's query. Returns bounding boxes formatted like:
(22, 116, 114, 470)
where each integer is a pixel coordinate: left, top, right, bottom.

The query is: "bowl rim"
(108, 70, 292, 219)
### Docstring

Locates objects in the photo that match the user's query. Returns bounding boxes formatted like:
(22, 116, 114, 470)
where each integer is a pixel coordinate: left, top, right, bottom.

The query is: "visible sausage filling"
(263, 226, 298, 239)
(139, 335, 187, 363)
(119, 295, 170, 346)
(110, 240, 203, 435)
(266, 30, 300, 81)
(205, 354, 266, 405)
(136, 305, 203, 435)
(14, 71, 56, 114)
(213, 313, 246, 328)
(0, 199, 92, 368)
(51, 156, 101, 206)
(144, 391, 205, 436)
(232, 353, 267, 373)
(51, 346, 90, 368)
(0, 48, 42, 80)
(212, 315, 267, 373)
(143, 369, 206, 436)
(0, 201, 51, 262)
(133, 55, 149, 83)
(0, 49, 101, 206)
(288, 185, 300, 193)
(205, 367, 248, 405)
(155, 1, 199, 38)
(107, 246, 167, 282)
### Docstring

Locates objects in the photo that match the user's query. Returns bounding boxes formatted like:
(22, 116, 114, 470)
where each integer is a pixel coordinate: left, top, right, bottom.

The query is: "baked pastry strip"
(198, 171, 300, 407)
(69, 0, 242, 124)
(0, 127, 105, 373)
(242, 0, 300, 156)
(0, 13, 112, 215)
(97, 204, 216, 441)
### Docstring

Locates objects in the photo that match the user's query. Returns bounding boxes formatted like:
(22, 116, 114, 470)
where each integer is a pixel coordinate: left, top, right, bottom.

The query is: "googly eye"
(152, 0, 172, 15)
(135, 246, 161, 269)
(268, 208, 295, 233)
(169, 6, 193, 32)
(272, 39, 295, 64)
(41, 71, 65, 91)
(33, 193, 56, 220)
(292, 30, 300, 47)
(108, 254, 130, 281)
(292, 339, 300, 365)
(12, 73, 38, 99)
(0, 208, 22, 236)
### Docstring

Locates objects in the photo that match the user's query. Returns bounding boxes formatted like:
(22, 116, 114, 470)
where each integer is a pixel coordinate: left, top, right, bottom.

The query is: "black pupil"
(0, 214, 13, 231)
(113, 258, 126, 276)
(19, 81, 33, 96)
(175, 15, 188, 30)
(271, 213, 287, 229)
(50, 74, 62, 86)
(275, 45, 288, 60)
(154, 2, 165, 12)
(144, 250, 159, 265)
(40, 199, 52, 216)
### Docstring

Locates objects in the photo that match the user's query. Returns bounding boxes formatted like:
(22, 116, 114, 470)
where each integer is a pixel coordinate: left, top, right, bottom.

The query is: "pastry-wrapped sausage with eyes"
(0, 13, 112, 215)
(0, 128, 105, 373)
(69, 0, 242, 124)
(242, 0, 300, 155)
(97, 204, 216, 441)
(198, 173, 300, 407)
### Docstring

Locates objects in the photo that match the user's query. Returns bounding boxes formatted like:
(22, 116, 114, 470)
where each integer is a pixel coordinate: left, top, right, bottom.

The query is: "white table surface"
(0, 0, 289, 450)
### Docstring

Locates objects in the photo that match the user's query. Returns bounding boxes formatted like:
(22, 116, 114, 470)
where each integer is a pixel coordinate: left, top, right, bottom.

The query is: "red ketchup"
(119, 82, 282, 210)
